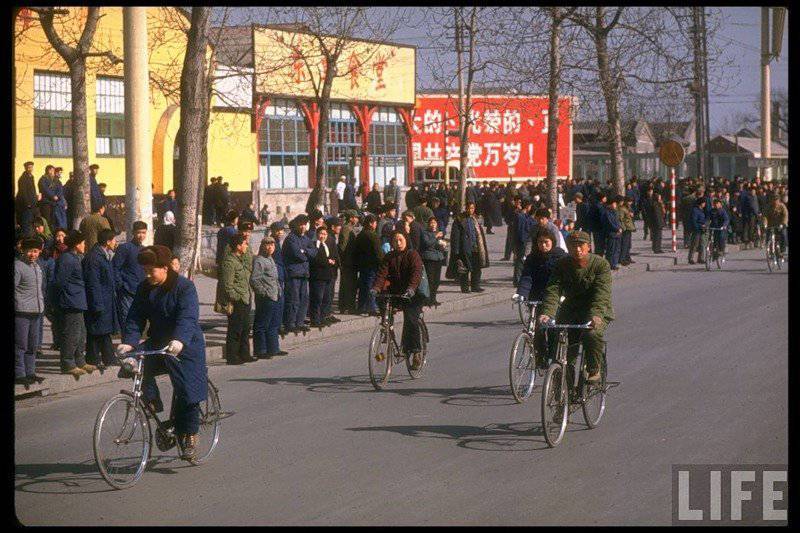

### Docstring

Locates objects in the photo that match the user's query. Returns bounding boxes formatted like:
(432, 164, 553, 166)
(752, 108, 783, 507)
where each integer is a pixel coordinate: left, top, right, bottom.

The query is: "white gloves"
(512, 293, 522, 302)
(166, 340, 184, 355)
(116, 344, 134, 356)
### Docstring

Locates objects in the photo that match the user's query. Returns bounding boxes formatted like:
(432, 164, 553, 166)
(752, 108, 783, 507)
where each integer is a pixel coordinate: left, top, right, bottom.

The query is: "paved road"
(15, 247, 787, 525)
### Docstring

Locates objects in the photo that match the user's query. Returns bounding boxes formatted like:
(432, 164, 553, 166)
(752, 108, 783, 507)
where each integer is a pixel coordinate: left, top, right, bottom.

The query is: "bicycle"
(704, 227, 727, 270)
(93, 347, 222, 490)
(765, 225, 786, 272)
(509, 295, 545, 403)
(539, 320, 608, 448)
(368, 293, 429, 391)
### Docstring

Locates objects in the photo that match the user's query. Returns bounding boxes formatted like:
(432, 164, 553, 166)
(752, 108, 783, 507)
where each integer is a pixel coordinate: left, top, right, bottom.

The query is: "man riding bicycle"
(116, 245, 207, 461)
(371, 232, 426, 370)
(709, 198, 730, 259)
(537, 231, 614, 384)
(765, 195, 789, 257)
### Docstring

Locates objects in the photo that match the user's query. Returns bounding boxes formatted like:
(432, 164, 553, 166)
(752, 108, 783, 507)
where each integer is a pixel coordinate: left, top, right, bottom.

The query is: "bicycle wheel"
(766, 238, 775, 272)
(406, 318, 428, 379)
(509, 332, 536, 403)
(189, 377, 221, 465)
(541, 363, 568, 448)
(517, 302, 532, 326)
(581, 355, 607, 428)
(368, 325, 392, 390)
(716, 244, 724, 270)
(704, 240, 711, 271)
(93, 394, 151, 490)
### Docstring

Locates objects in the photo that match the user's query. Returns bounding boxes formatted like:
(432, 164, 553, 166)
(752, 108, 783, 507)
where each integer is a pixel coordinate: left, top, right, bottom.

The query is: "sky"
(228, 7, 788, 136)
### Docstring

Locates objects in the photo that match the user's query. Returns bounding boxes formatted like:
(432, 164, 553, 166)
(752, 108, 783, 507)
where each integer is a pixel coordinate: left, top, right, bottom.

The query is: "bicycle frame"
(543, 322, 593, 393)
(376, 294, 412, 363)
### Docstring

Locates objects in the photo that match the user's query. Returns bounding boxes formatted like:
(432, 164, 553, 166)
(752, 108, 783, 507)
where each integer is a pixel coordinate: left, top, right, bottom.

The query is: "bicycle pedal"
(375, 353, 385, 362)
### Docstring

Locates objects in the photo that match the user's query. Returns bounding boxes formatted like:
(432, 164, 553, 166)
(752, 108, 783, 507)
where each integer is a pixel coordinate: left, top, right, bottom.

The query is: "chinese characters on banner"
(410, 96, 573, 179)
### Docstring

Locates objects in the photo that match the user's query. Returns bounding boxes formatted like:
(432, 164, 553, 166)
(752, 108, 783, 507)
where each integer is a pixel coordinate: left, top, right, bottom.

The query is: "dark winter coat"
(112, 241, 145, 297)
(516, 247, 568, 301)
(53, 250, 87, 311)
(481, 189, 503, 227)
(446, 214, 489, 278)
(82, 244, 118, 335)
(282, 231, 318, 279)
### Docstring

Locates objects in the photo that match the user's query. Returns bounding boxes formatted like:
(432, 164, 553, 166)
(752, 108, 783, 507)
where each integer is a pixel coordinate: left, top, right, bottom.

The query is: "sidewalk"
(14, 222, 700, 399)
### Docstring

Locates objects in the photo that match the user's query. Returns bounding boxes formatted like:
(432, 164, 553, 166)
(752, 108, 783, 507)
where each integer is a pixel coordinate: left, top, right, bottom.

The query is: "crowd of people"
(15, 158, 789, 389)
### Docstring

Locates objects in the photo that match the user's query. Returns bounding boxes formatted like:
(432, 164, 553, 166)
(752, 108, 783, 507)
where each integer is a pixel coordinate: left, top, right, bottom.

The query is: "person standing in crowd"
(50, 167, 68, 230)
(306, 209, 325, 242)
(365, 182, 382, 214)
(283, 215, 317, 333)
(602, 195, 623, 270)
(216, 210, 239, 265)
(639, 187, 653, 241)
(765, 194, 788, 256)
(335, 176, 347, 212)
(397, 210, 423, 252)
(308, 226, 338, 327)
(412, 195, 434, 230)
(419, 216, 446, 306)
(203, 177, 216, 226)
(529, 207, 567, 253)
(709, 198, 730, 260)
(219, 233, 255, 364)
(384, 177, 401, 207)
(372, 231, 426, 370)
(251, 236, 287, 359)
(502, 193, 520, 261)
(687, 197, 708, 264)
(117, 244, 207, 461)
(512, 200, 533, 286)
(680, 188, 696, 248)
(430, 197, 450, 236)
(240, 203, 259, 225)
(588, 192, 607, 257)
(37, 165, 58, 230)
(377, 204, 397, 247)
(16, 161, 39, 236)
(47, 227, 68, 261)
(405, 183, 420, 211)
(268, 220, 288, 334)
(88, 164, 105, 213)
(740, 184, 761, 249)
(448, 201, 489, 293)
(354, 214, 384, 316)
(344, 177, 358, 210)
(481, 182, 503, 235)
(324, 216, 343, 324)
(52, 230, 96, 378)
(113, 221, 148, 328)
(154, 211, 177, 251)
(15, 238, 47, 386)
(157, 189, 178, 222)
(217, 181, 232, 226)
(82, 228, 119, 369)
(650, 192, 666, 253)
(79, 203, 111, 251)
(618, 197, 635, 266)
(338, 210, 359, 315)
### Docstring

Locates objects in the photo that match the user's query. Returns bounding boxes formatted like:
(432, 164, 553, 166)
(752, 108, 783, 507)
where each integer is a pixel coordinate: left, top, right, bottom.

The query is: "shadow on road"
(228, 376, 517, 407)
(15, 456, 189, 495)
(345, 421, 567, 452)
(425, 319, 519, 329)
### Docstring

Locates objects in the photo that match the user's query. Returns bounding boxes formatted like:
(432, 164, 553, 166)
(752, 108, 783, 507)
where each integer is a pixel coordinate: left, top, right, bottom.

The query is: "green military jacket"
(540, 253, 614, 323)
(219, 251, 252, 305)
(617, 205, 635, 232)
(339, 223, 357, 268)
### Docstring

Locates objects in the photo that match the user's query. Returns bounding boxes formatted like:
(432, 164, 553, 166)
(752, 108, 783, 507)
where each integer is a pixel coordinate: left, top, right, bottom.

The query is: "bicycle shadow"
(15, 455, 190, 495)
(346, 421, 565, 452)
(229, 376, 518, 407)
(425, 318, 520, 329)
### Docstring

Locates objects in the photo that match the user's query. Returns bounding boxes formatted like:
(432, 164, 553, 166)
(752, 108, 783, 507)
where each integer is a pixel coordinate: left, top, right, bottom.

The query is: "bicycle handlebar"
(512, 295, 541, 306)
(540, 319, 593, 330)
(116, 346, 173, 360)
(375, 293, 411, 301)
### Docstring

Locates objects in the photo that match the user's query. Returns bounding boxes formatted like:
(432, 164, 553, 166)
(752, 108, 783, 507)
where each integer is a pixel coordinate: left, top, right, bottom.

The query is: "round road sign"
(659, 140, 685, 168)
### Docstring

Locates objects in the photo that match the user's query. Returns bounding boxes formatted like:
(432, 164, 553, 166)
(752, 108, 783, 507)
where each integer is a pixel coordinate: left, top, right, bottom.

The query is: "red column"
(352, 104, 375, 189)
(298, 101, 320, 188)
(397, 107, 415, 184)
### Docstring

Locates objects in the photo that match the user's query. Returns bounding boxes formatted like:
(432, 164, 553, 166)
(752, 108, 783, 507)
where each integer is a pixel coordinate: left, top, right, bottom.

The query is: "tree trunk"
(175, 6, 211, 278)
(546, 12, 561, 215)
(314, 62, 336, 214)
(594, 27, 625, 196)
(69, 59, 91, 229)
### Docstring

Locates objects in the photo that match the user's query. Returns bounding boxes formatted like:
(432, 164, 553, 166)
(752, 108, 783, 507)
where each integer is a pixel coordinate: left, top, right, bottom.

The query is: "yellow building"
(13, 7, 257, 198)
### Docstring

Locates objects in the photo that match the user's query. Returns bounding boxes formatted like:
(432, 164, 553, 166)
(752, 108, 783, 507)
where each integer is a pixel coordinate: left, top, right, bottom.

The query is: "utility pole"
(700, 7, 711, 180)
(760, 7, 772, 181)
(123, 7, 153, 243)
(691, 6, 706, 185)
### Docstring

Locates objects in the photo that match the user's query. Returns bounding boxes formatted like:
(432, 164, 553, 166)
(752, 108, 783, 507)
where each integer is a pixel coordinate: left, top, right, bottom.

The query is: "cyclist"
(765, 195, 788, 257)
(538, 230, 614, 384)
(709, 198, 730, 260)
(371, 231, 426, 370)
(515, 227, 568, 368)
(116, 244, 207, 462)
(687, 197, 708, 265)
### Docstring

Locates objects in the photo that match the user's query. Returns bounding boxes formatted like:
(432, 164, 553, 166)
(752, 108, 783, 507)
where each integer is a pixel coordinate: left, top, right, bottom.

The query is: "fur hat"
(65, 230, 85, 249)
(137, 245, 172, 268)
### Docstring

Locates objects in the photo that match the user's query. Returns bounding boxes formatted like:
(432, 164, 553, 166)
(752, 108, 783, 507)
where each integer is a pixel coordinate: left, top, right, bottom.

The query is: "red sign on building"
(410, 94, 574, 181)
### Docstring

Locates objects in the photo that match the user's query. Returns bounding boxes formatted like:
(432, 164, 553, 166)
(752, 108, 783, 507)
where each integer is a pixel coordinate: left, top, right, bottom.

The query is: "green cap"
(567, 230, 591, 244)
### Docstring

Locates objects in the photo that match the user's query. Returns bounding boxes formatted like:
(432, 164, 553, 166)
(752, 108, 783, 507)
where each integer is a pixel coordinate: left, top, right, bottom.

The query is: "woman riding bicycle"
(116, 244, 207, 462)
(372, 232, 426, 370)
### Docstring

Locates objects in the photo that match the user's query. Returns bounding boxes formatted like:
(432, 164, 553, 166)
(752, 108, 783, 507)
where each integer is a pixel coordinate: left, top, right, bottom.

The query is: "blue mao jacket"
(282, 231, 318, 279)
(122, 273, 207, 404)
(690, 206, 707, 233)
(53, 251, 87, 311)
(601, 206, 622, 236)
(112, 241, 145, 297)
(82, 244, 118, 335)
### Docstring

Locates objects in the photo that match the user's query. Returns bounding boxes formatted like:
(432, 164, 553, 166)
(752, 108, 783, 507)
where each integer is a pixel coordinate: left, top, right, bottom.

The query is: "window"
(326, 103, 361, 188)
(33, 72, 73, 156)
(369, 106, 407, 187)
(96, 77, 125, 156)
(258, 98, 310, 189)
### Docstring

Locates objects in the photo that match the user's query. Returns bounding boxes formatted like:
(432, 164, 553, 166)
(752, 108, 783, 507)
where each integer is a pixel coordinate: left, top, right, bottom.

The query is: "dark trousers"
(620, 231, 632, 263)
(605, 235, 621, 269)
(338, 266, 357, 313)
(512, 242, 528, 286)
(285, 277, 310, 329)
(423, 259, 443, 304)
(642, 217, 650, 240)
(15, 313, 42, 378)
(86, 333, 115, 366)
(460, 254, 483, 291)
(688, 230, 706, 262)
(45, 304, 62, 348)
(357, 267, 378, 314)
(503, 227, 514, 259)
(39, 203, 53, 228)
(651, 226, 664, 252)
(141, 355, 200, 435)
(593, 231, 606, 256)
(59, 311, 87, 371)
(400, 296, 424, 353)
(116, 291, 134, 334)
(225, 301, 252, 362)
(253, 295, 282, 355)
(327, 270, 338, 317)
(309, 278, 332, 325)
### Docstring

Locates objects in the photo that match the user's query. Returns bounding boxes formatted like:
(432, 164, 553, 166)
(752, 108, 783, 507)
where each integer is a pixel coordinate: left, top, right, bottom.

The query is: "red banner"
(410, 95, 573, 180)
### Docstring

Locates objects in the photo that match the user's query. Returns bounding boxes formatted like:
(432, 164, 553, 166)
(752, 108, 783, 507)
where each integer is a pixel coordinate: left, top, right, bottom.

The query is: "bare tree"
(26, 7, 122, 228)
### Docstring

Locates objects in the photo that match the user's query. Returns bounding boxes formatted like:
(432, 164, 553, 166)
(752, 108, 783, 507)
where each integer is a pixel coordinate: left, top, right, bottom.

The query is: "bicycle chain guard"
(155, 426, 177, 452)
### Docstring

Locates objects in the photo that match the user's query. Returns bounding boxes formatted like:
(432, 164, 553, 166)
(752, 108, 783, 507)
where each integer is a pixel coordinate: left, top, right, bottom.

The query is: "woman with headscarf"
(154, 210, 177, 251)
